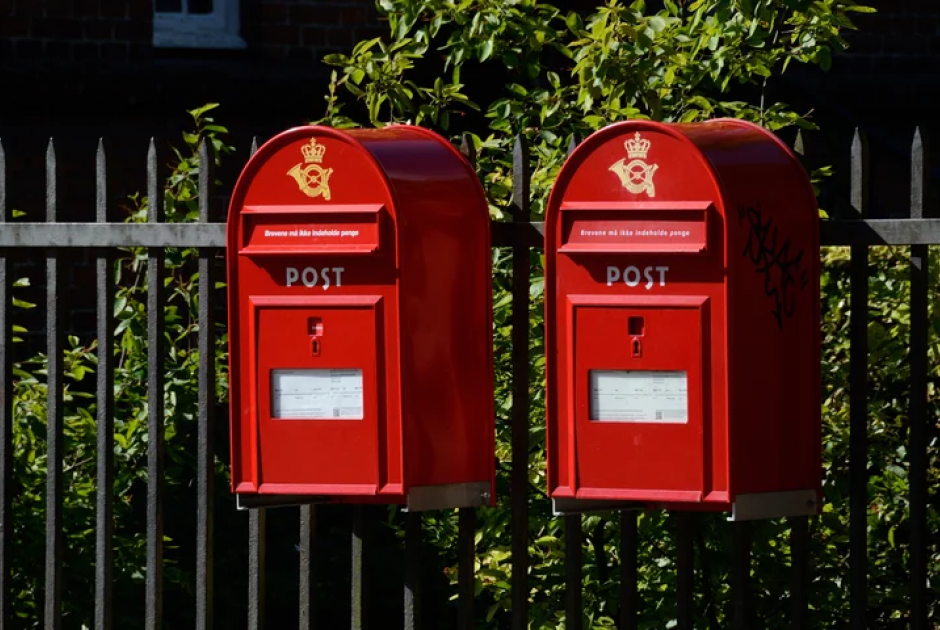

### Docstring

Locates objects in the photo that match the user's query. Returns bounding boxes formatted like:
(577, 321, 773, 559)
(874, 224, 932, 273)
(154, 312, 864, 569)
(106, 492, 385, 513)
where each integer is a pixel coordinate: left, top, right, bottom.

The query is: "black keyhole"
(632, 338, 641, 357)
(312, 339, 321, 356)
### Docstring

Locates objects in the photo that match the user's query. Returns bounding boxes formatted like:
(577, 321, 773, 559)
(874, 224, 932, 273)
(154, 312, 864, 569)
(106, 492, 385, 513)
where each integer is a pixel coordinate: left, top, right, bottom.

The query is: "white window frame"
(153, 0, 246, 50)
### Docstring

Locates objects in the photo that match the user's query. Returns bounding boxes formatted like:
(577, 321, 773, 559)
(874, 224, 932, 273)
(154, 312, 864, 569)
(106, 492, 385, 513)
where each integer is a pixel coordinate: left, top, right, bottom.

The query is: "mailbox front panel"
(570, 296, 707, 501)
(227, 129, 404, 497)
(252, 296, 384, 494)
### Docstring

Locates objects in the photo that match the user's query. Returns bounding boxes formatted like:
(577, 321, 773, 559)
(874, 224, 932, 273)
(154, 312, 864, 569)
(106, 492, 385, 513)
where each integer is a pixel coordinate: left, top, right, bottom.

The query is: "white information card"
(589, 370, 688, 423)
(271, 368, 364, 419)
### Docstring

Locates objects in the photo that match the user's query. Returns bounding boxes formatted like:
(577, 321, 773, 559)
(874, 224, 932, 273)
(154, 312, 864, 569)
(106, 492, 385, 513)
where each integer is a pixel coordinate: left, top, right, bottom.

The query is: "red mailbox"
(226, 125, 494, 511)
(545, 120, 820, 520)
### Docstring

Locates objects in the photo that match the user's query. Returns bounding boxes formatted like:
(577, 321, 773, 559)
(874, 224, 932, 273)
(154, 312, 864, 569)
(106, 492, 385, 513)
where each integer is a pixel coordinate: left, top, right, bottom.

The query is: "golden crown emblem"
(624, 132, 651, 159)
(301, 138, 327, 164)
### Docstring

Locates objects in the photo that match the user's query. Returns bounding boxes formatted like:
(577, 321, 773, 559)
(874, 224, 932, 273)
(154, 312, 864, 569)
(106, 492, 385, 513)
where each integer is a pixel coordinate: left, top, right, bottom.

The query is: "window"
(153, 0, 245, 50)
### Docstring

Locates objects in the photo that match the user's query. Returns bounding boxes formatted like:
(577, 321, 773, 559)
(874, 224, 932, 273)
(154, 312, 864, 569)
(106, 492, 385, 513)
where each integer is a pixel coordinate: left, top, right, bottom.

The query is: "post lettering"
(604, 265, 669, 290)
(655, 266, 669, 286)
(284, 266, 345, 290)
(606, 266, 620, 286)
(302, 267, 318, 287)
(623, 266, 641, 287)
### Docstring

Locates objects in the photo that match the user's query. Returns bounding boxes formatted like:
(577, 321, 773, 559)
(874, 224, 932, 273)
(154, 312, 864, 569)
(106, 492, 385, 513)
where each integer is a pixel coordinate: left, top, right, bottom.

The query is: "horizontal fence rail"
(0, 127, 935, 629)
(0, 217, 938, 248)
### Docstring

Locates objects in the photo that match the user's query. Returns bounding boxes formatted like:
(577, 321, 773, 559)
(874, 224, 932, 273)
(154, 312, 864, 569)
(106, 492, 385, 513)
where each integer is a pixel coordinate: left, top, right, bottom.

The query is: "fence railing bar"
(94, 139, 115, 630)
(619, 511, 638, 630)
(0, 223, 228, 247)
(457, 508, 476, 630)
(246, 138, 267, 630)
(565, 515, 583, 630)
(248, 508, 266, 630)
(510, 133, 531, 630)
(196, 139, 216, 630)
(789, 516, 809, 629)
(0, 138, 12, 629)
(907, 127, 929, 630)
(44, 138, 64, 630)
(458, 132, 478, 630)
(351, 505, 368, 630)
(145, 139, 166, 630)
(4, 216, 940, 250)
(404, 510, 421, 630)
(676, 513, 694, 630)
(299, 505, 317, 630)
(848, 128, 870, 630)
(731, 521, 752, 630)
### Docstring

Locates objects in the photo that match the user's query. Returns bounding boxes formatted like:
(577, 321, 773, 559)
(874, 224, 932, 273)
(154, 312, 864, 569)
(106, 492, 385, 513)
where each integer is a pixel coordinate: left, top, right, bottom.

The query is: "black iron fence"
(0, 127, 936, 629)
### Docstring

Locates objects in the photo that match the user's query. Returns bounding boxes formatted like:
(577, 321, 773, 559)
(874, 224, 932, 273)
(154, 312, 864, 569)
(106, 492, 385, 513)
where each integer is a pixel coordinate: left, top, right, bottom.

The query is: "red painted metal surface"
(545, 120, 821, 516)
(227, 125, 494, 507)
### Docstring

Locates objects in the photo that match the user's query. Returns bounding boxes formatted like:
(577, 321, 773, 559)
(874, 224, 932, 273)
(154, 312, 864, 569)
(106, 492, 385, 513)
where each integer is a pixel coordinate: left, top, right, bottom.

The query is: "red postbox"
(545, 120, 820, 520)
(226, 125, 494, 511)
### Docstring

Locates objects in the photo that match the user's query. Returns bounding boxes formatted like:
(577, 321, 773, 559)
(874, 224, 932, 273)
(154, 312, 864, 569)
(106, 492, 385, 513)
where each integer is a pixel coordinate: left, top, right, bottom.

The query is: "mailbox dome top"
(545, 118, 817, 247)
(227, 124, 488, 227)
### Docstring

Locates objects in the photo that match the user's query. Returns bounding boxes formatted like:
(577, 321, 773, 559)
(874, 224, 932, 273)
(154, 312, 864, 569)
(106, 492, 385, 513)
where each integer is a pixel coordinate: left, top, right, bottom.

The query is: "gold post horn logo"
(287, 138, 333, 200)
(609, 132, 659, 198)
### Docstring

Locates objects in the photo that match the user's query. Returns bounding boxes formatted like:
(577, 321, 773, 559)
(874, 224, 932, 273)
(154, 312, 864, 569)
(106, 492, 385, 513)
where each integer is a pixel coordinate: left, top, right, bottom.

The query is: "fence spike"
(732, 521, 752, 630)
(404, 511, 421, 630)
(457, 508, 476, 630)
(196, 137, 216, 630)
(908, 126, 929, 630)
(567, 134, 580, 156)
(145, 138, 165, 630)
(848, 127, 869, 630)
(619, 511, 638, 630)
(676, 514, 694, 630)
(94, 138, 115, 630)
(565, 514, 583, 630)
(510, 133, 530, 630)
(44, 137, 64, 630)
(459, 133, 477, 169)
(299, 505, 317, 630)
(248, 509, 266, 629)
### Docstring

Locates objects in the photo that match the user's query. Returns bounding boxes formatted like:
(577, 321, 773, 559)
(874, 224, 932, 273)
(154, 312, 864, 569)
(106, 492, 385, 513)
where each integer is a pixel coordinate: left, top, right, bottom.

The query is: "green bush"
(312, 1, 936, 628)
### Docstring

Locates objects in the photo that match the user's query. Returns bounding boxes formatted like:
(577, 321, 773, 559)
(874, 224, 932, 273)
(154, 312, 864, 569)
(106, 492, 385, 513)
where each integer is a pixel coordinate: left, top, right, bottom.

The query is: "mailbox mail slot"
(227, 125, 494, 511)
(545, 120, 820, 520)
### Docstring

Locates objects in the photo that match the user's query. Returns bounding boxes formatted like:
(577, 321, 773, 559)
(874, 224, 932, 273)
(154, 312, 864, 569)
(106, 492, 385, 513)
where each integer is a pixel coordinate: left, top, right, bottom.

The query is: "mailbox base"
(235, 481, 493, 512)
(552, 498, 644, 516)
(404, 482, 492, 512)
(729, 489, 819, 521)
(236, 494, 329, 511)
(552, 489, 820, 520)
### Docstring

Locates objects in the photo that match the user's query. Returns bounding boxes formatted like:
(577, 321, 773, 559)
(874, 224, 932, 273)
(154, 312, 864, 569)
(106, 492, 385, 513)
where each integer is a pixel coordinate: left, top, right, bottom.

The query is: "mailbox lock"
(631, 337, 642, 358)
(309, 317, 323, 357)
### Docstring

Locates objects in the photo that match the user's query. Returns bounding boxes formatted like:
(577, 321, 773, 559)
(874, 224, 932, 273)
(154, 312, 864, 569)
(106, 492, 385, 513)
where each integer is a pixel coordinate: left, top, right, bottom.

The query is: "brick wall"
(844, 0, 940, 60)
(251, 0, 383, 63)
(0, 0, 153, 65)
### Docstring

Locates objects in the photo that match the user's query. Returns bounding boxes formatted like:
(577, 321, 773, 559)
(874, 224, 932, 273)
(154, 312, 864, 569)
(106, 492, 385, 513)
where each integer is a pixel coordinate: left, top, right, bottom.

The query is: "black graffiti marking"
(738, 203, 809, 329)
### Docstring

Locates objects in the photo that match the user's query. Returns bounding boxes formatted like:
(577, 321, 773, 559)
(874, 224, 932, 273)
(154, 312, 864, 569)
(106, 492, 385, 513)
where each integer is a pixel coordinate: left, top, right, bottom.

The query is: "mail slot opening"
(271, 368, 364, 420)
(239, 204, 384, 256)
(558, 201, 711, 254)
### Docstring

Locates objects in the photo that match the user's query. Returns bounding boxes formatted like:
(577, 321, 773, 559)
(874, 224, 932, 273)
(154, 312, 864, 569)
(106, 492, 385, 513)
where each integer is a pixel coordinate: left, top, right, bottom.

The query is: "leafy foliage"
(311, 1, 940, 629)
